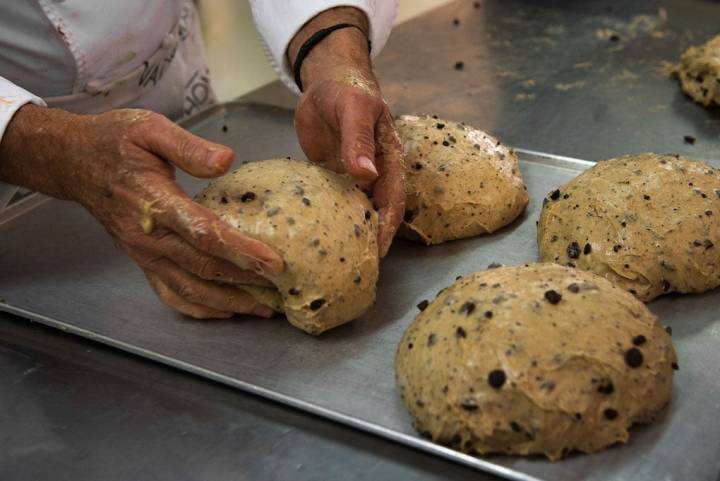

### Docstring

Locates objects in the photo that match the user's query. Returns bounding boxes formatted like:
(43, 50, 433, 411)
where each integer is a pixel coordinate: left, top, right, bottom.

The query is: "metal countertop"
(2, 0, 719, 480)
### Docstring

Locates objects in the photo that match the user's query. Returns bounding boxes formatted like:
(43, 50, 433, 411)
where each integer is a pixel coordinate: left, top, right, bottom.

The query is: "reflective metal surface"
(0, 311, 488, 481)
(2, 102, 719, 481)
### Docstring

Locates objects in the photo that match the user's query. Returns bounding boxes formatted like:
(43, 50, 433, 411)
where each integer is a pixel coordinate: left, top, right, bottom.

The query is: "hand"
(0, 105, 283, 319)
(289, 8, 406, 257)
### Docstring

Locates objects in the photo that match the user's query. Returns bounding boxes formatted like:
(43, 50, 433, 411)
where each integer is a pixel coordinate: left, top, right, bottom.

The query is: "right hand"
(0, 105, 284, 319)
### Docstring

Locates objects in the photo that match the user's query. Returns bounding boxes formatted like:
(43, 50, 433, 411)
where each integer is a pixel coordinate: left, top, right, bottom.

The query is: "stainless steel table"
(2, 1, 720, 480)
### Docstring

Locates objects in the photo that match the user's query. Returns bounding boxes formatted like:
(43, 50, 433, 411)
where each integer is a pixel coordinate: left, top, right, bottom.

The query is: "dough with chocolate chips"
(197, 159, 379, 334)
(395, 115, 528, 245)
(395, 263, 676, 460)
(674, 35, 720, 108)
(538, 153, 720, 302)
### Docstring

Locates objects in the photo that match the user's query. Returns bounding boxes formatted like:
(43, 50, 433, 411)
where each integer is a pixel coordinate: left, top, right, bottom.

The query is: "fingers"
(145, 177, 285, 274)
(134, 113, 235, 178)
(143, 258, 275, 318)
(338, 96, 381, 181)
(373, 112, 407, 257)
(146, 272, 234, 319)
(143, 231, 273, 286)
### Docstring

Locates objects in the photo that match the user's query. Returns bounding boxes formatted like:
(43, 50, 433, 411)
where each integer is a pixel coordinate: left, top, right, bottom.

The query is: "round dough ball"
(197, 159, 379, 334)
(538, 153, 720, 302)
(395, 263, 676, 460)
(675, 35, 720, 108)
(395, 115, 528, 245)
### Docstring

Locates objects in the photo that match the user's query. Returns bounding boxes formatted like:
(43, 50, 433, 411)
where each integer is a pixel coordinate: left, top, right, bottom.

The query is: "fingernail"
(253, 306, 275, 318)
(356, 156, 379, 177)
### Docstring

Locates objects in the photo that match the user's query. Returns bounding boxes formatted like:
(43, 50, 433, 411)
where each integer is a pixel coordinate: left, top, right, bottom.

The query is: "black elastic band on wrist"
(292, 23, 372, 93)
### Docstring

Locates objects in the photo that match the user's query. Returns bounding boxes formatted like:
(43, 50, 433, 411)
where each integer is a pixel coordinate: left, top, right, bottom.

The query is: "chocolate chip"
(456, 326, 467, 338)
(643, 194, 651, 200)
(240, 192, 256, 202)
(302, 197, 311, 207)
(632, 335, 647, 346)
(484, 310, 493, 318)
(613, 244, 622, 252)
(625, 347, 644, 368)
(412, 162, 423, 171)
(436, 123, 445, 129)
(487, 369, 506, 389)
(567, 241, 581, 259)
(427, 333, 437, 347)
(549, 189, 561, 200)
(583, 243, 592, 255)
(604, 408, 619, 420)
(442, 140, 450, 146)
(460, 398, 478, 411)
(567, 283, 580, 293)
(510, 421, 522, 433)
(353, 275, 362, 284)
(672, 362, 679, 370)
(309, 299, 326, 310)
(452, 18, 460, 26)
(597, 380, 614, 395)
(459, 301, 476, 315)
(665, 326, 673, 336)
(407, 342, 414, 350)
(453, 61, 464, 71)
(544, 290, 562, 304)
(487, 262, 502, 269)
(220, 197, 228, 204)
(609, 34, 620, 42)
(364, 210, 372, 220)
(684, 135, 696, 144)
(704, 239, 714, 249)
(288, 288, 301, 296)
(417, 299, 429, 311)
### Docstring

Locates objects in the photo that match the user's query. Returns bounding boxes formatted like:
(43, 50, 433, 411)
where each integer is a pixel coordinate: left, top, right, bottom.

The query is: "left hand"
(289, 9, 406, 257)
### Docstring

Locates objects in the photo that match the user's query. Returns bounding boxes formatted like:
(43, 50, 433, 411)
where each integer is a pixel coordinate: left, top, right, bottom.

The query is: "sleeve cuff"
(0, 77, 46, 146)
(250, 1, 397, 94)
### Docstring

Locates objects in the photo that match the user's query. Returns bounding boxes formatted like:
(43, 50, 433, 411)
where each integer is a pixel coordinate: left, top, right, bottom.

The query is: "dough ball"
(395, 263, 676, 460)
(197, 159, 379, 334)
(538, 153, 720, 302)
(675, 35, 720, 108)
(395, 115, 528, 245)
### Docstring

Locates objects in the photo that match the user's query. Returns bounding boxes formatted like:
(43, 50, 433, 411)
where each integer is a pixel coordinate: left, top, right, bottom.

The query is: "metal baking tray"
(1, 102, 719, 481)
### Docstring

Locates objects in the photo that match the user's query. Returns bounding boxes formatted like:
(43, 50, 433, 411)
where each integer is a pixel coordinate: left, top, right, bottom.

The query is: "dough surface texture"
(395, 115, 528, 245)
(395, 263, 676, 460)
(675, 35, 720, 108)
(197, 159, 379, 334)
(538, 153, 720, 301)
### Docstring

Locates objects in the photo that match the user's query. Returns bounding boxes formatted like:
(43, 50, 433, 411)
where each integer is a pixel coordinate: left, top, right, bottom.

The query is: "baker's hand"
(0, 105, 283, 319)
(289, 7, 406, 257)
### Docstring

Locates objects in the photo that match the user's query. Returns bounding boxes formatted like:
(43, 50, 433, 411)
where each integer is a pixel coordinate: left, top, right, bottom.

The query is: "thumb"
(140, 114, 235, 178)
(339, 105, 380, 181)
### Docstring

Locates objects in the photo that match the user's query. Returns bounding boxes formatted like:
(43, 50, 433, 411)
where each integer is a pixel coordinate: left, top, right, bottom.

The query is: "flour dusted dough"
(395, 263, 676, 460)
(675, 35, 720, 108)
(538, 153, 720, 302)
(395, 115, 528, 245)
(197, 159, 379, 334)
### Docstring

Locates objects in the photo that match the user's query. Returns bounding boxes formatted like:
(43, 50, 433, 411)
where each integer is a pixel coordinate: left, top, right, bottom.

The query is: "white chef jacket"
(0, 0, 396, 211)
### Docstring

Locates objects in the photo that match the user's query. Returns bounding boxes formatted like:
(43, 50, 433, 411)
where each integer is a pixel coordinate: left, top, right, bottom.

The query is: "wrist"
(288, 7, 372, 91)
(0, 104, 83, 200)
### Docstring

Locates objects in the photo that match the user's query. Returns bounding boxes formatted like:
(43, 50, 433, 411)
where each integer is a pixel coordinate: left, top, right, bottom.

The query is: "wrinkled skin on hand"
(295, 66, 406, 257)
(63, 109, 284, 318)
